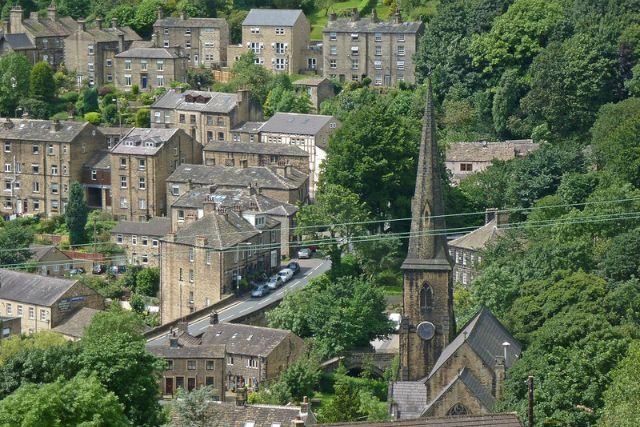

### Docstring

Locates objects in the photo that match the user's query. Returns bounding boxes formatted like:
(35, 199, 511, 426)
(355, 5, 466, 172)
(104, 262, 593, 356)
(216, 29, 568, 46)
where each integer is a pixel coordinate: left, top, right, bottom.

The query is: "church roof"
(319, 413, 524, 426)
(422, 368, 496, 416)
(448, 218, 504, 251)
(402, 81, 451, 269)
(390, 382, 427, 419)
(428, 308, 521, 378)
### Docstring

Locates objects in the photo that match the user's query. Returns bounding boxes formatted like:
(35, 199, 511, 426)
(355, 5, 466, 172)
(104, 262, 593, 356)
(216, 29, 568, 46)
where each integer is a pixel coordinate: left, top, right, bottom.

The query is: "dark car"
(251, 284, 270, 298)
(287, 261, 300, 275)
(92, 264, 107, 275)
(69, 267, 85, 276)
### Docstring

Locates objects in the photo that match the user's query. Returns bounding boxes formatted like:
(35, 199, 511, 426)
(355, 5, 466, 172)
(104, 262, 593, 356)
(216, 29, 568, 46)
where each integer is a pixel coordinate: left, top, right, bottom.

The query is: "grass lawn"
(380, 285, 403, 297)
(309, 1, 392, 40)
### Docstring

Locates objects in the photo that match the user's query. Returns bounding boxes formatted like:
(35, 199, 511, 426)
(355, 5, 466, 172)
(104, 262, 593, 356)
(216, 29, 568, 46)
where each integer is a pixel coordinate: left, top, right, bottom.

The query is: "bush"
(84, 112, 102, 125)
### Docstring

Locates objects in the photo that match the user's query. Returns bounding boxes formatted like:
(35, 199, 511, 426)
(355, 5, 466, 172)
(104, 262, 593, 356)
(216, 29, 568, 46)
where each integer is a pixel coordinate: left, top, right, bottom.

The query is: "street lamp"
(235, 242, 252, 296)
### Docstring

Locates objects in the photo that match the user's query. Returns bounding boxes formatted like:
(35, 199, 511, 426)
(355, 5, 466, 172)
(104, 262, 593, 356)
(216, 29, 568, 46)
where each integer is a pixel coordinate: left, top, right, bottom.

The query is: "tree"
(0, 375, 129, 427)
(279, 354, 321, 402)
(295, 183, 371, 272)
(82, 304, 146, 342)
(0, 220, 34, 266)
(263, 85, 311, 118)
(57, 0, 91, 19)
(317, 379, 363, 423)
(76, 87, 99, 115)
(598, 230, 640, 283)
(593, 111, 640, 186)
(227, 52, 274, 104)
(0, 331, 69, 366)
(170, 386, 222, 427)
(18, 98, 50, 119)
(601, 340, 640, 427)
(135, 107, 150, 127)
(187, 67, 214, 90)
(0, 53, 32, 117)
(136, 267, 160, 296)
(29, 61, 55, 103)
(65, 182, 89, 245)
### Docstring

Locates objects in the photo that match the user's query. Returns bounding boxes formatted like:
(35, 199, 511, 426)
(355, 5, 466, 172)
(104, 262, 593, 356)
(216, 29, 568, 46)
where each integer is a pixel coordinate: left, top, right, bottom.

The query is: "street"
(147, 257, 331, 345)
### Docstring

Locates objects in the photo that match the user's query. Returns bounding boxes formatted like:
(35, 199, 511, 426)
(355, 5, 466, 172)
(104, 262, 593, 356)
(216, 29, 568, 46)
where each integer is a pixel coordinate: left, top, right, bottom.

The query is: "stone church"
(389, 82, 521, 419)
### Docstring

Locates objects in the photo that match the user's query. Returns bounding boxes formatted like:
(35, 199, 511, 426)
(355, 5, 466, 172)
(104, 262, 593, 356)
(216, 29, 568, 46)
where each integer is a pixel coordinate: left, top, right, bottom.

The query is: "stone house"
(448, 210, 507, 286)
(160, 202, 281, 323)
(153, 10, 229, 68)
(0, 119, 108, 218)
(203, 141, 309, 173)
(259, 112, 340, 199)
(0, 32, 37, 62)
(0, 316, 21, 340)
(318, 413, 524, 426)
(111, 217, 171, 267)
(227, 9, 311, 74)
(170, 186, 299, 258)
(146, 326, 227, 399)
(230, 121, 265, 143)
(64, 17, 141, 88)
(51, 307, 101, 340)
(445, 139, 539, 184)
(3, 4, 78, 68)
(292, 77, 335, 112)
(150, 89, 263, 145)
(109, 128, 201, 221)
(114, 47, 187, 92)
(0, 269, 104, 335)
(166, 163, 309, 207)
(28, 245, 73, 277)
(323, 8, 423, 86)
(81, 150, 111, 210)
(97, 126, 132, 150)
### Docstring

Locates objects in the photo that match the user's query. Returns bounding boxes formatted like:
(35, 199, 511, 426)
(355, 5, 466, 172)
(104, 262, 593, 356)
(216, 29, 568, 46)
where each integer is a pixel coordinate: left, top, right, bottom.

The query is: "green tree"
(279, 354, 321, 402)
(170, 386, 222, 427)
(598, 230, 640, 283)
(65, 182, 89, 245)
(600, 340, 640, 427)
(76, 87, 99, 115)
(18, 98, 50, 119)
(0, 220, 34, 266)
(491, 68, 529, 138)
(227, 52, 274, 104)
(29, 61, 55, 103)
(0, 375, 130, 427)
(0, 53, 32, 116)
(317, 379, 363, 423)
(187, 67, 214, 90)
(135, 107, 151, 127)
(136, 267, 160, 296)
(56, 0, 91, 19)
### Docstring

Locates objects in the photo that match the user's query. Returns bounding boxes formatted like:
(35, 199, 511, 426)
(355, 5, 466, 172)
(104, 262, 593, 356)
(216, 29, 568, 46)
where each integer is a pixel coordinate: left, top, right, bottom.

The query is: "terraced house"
(0, 119, 107, 218)
(114, 47, 187, 91)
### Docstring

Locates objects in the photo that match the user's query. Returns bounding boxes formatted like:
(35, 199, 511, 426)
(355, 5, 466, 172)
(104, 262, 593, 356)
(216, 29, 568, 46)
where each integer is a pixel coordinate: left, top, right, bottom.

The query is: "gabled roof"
(390, 382, 427, 419)
(167, 164, 308, 191)
(0, 269, 78, 306)
(97, 126, 133, 137)
(172, 188, 298, 216)
(445, 140, 539, 163)
(203, 141, 309, 157)
(151, 89, 240, 113)
(200, 322, 293, 357)
(154, 17, 227, 29)
(146, 329, 226, 359)
(0, 119, 90, 143)
(428, 308, 521, 379)
(22, 15, 78, 37)
(103, 26, 142, 42)
(51, 307, 101, 339)
(110, 128, 180, 156)
(422, 368, 496, 416)
(231, 121, 265, 134)
(84, 150, 110, 169)
(243, 9, 304, 27)
(28, 245, 70, 262)
(111, 217, 171, 237)
(293, 77, 331, 87)
(0, 33, 35, 50)
(323, 17, 423, 34)
(174, 401, 311, 427)
(448, 219, 503, 251)
(170, 210, 262, 250)
(319, 413, 524, 426)
(116, 47, 180, 59)
(260, 112, 337, 136)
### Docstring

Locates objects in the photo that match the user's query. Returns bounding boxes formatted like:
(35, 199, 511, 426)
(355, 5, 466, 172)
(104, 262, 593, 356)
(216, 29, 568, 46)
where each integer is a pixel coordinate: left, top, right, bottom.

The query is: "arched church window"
(420, 283, 433, 310)
(446, 402, 469, 416)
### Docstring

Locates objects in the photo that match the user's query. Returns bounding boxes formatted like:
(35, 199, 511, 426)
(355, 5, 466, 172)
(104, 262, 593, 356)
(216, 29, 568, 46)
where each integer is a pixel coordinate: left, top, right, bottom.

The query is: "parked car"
(251, 284, 270, 298)
(69, 268, 85, 276)
(110, 265, 127, 275)
(92, 264, 107, 275)
(267, 275, 284, 290)
(287, 262, 300, 275)
(278, 268, 294, 283)
(298, 248, 311, 259)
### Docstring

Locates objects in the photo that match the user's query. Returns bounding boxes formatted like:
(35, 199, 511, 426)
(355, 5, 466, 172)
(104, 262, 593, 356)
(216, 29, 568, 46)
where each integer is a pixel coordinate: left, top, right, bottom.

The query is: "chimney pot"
(235, 387, 247, 406)
(111, 17, 118, 28)
(29, 12, 38, 21)
(209, 311, 219, 325)
(329, 12, 337, 21)
(157, 7, 163, 20)
(350, 7, 359, 21)
(95, 17, 102, 29)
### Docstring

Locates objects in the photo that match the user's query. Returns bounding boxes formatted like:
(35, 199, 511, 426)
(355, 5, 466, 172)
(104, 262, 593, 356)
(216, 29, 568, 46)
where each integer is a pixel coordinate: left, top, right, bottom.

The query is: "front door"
(164, 377, 174, 396)
(175, 376, 184, 392)
(141, 75, 148, 89)
(308, 58, 316, 70)
(16, 199, 22, 214)
(187, 377, 196, 391)
(23, 199, 27, 213)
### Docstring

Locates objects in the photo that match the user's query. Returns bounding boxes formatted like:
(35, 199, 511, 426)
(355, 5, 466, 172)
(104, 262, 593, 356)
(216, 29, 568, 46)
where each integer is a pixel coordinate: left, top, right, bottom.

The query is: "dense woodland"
(0, 0, 640, 425)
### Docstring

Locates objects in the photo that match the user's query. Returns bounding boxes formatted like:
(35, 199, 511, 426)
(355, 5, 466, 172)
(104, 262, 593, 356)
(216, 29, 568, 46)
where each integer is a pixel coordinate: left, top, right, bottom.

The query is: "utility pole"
(93, 215, 97, 255)
(528, 376, 534, 427)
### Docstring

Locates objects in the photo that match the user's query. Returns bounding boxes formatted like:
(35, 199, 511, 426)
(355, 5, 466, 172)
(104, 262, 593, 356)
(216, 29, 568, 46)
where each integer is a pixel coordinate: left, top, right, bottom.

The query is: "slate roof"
(446, 140, 539, 163)
(323, 17, 423, 34)
(173, 401, 311, 427)
(151, 89, 239, 113)
(51, 307, 101, 339)
(103, 26, 142, 42)
(116, 47, 179, 59)
(293, 77, 330, 86)
(260, 112, 337, 136)
(84, 150, 110, 169)
(200, 322, 292, 357)
(203, 141, 309, 157)
(154, 17, 227, 28)
(173, 188, 298, 216)
(111, 217, 172, 237)
(0, 269, 77, 306)
(171, 210, 266, 250)
(428, 308, 521, 378)
(97, 126, 133, 137)
(146, 330, 226, 359)
(231, 121, 266, 134)
(243, 9, 304, 27)
(422, 368, 496, 416)
(110, 128, 179, 155)
(319, 413, 523, 426)
(448, 219, 504, 251)
(390, 382, 427, 419)
(0, 119, 89, 143)
(1, 33, 35, 50)
(22, 15, 78, 37)
(28, 245, 70, 262)
(167, 164, 308, 190)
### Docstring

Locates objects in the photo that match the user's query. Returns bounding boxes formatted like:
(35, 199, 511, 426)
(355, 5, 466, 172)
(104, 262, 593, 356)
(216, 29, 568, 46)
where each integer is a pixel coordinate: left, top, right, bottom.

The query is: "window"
(189, 247, 194, 262)
(164, 28, 169, 35)
(13, 181, 19, 190)
(166, 359, 174, 370)
(124, 60, 131, 70)
(156, 60, 164, 71)
(217, 132, 225, 141)
(187, 360, 196, 370)
(51, 164, 58, 175)
(17, 305, 22, 316)
(142, 236, 148, 246)
(190, 115, 196, 124)
(124, 75, 132, 86)
(6, 303, 12, 315)
(40, 309, 47, 321)
(106, 59, 112, 67)
(152, 239, 159, 247)
(171, 185, 180, 196)
(397, 60, 405, 70)
(138, 199, 146, 210)
(51, 183, 59, 194)
(462, 252, 468, 266)
(205, 376, 214, 386)
(275, 27, 285, 35)
(189, 269, 194, 282)
(351, 46, 359, 56)
(351, 33, 359, 41)
(250, 27, 260, 34)
(62, 165, 67, 175)
(227, 356, 234, 365)
(375, 45, 382, 56)
(206, 360, 215, 370)
(156, 75, 164, 87)
(352, 74, 359, 81)
(247, 358, 259, 368)
(4, 143, 10, 152)
(4, 164, 10, 172)
(163, 40, 170, 48)
(32, 145, 39, 154)
(140, 60, 147, 71)
(120, 176, 127, 188)
(398, 34, 405, 42)
(119, 197, 128, 208)
(275, 42, 286, 54)
(462, 272, 468, 285)
(177, 210, 185, 221)
(3, 197, 11, 209)
(330, 122, 337, 129)
(351, 59, 358, 70)
(179, 268, 183, 281)
(91, 170, 97, 180)
(32, 164, 39, 174)
(139, 177, 146, 190)
(185, 40, 191, 48)
(154, 111, 161, 123)
(132, 235, 137, 245)
(32, 182, 40, 193)
(330, 45, 337, 55)
(88, 44, 94, 55)
(15, 163, 21, 173)
(206, 250, 212, 265)
(397, 45, 405, 56)
(4, 180, 11, 191)
(374, 60, 382, 70)
(447, 403, 469, 416)
(329, 32, 337, 41)
(249, 42, 261, 54)
(375, 32, 382, 42)
(88, 63, 94, 72)
(29, 307, 34, 319)
(330, 59, 337, 69)
(420, 283, 434, 310)
(179, 114, 185, 124)
(460, 163, 473, 172)
(275, 57, 286, 71)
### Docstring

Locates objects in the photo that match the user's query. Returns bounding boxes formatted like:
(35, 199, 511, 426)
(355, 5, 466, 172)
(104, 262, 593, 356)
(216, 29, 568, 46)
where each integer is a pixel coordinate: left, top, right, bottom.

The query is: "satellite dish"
(417, 321, 435, 341)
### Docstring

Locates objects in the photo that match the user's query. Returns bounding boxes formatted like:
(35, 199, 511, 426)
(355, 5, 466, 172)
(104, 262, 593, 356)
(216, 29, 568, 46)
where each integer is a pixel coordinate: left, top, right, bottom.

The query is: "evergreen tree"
(65, 182, 88, 245)
(29, 61, 56, 103)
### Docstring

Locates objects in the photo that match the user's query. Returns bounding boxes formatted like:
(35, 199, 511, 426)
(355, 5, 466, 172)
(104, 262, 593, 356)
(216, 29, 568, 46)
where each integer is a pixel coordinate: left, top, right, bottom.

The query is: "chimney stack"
(50, 119, 61, 132)
(111, 17, 118, 28)
(203, 201, 216, 216)
(371, 8, 379, 23)
(29, 12, 38, 22)
(169, 330, 180, 348)
(3, 118, 14, 130)
(95, 16, 102, 29)
(157, 7, 163, 20)
(209, 311, 219, 325)
(195, 235, 207, 247)
(329, 12, 337, 21)
(300, 396, 310, 414)
(10, 6, 24, 34)
(291, 417, 305, 427)
(393, 7, 402, 24)
(494, 356, 506, 400)
(350, 7, 359, 21)
(47, 2, 57, 21)
(3, 18, 9, 33)
(235, 387, 247, 406)
(180, 11, 186, 20)
(78, 18, 86, 32)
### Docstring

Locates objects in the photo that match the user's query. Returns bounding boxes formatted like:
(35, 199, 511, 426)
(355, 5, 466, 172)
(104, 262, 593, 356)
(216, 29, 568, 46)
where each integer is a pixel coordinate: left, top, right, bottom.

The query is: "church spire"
(405, 80, 449, 265)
